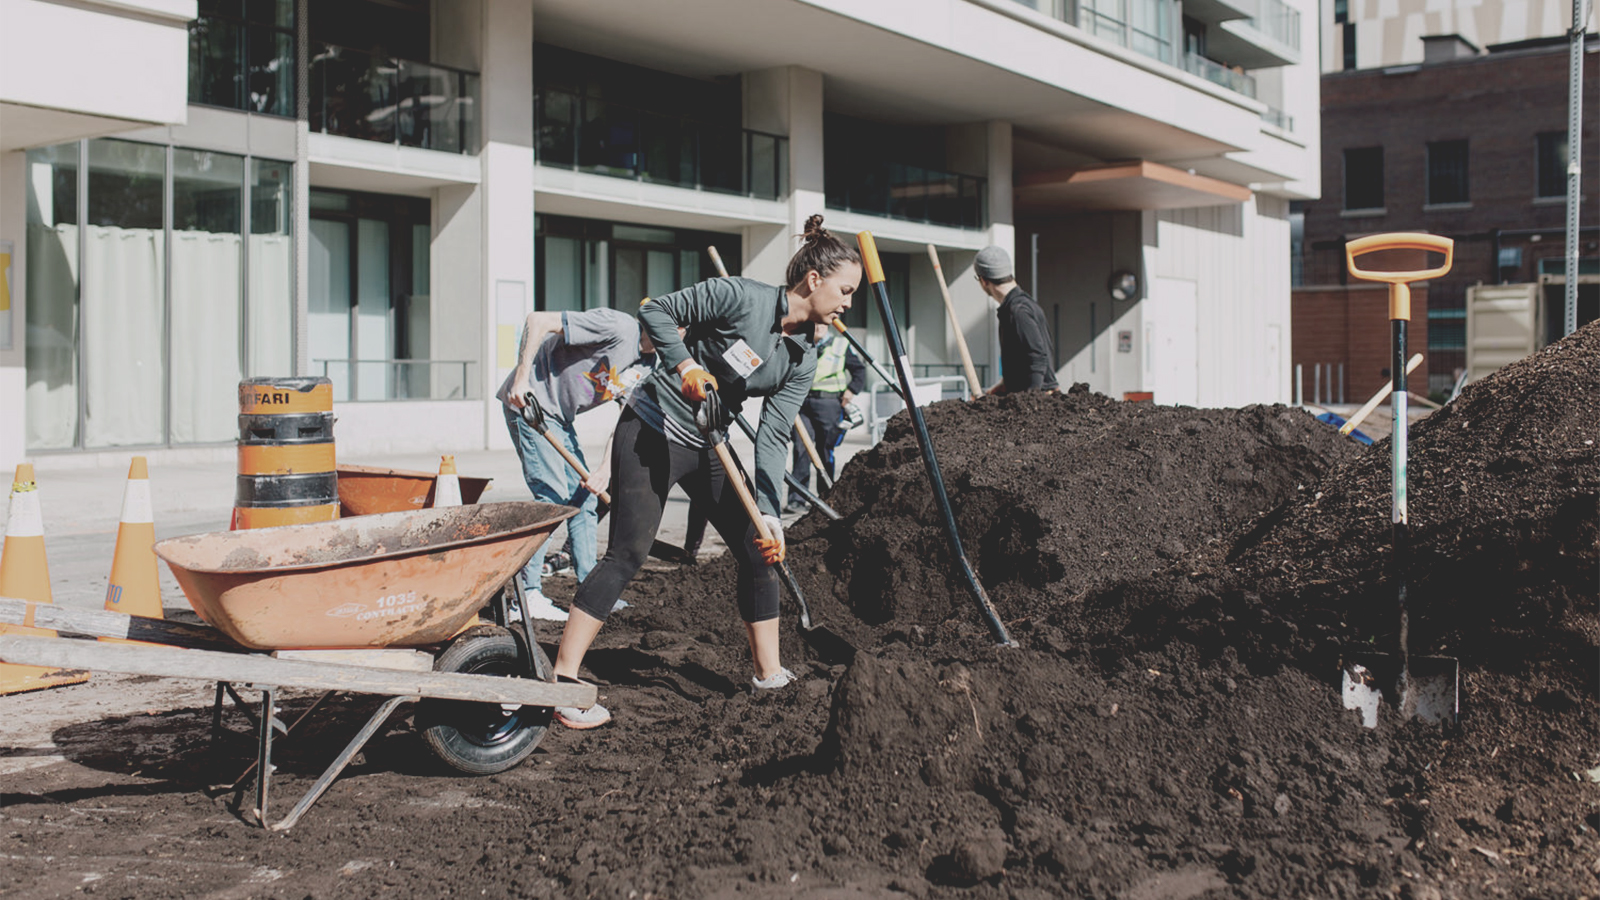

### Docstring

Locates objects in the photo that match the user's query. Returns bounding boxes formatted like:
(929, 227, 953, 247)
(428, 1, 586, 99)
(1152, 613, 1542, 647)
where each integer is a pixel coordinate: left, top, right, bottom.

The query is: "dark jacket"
(996, 287, 1058, 393)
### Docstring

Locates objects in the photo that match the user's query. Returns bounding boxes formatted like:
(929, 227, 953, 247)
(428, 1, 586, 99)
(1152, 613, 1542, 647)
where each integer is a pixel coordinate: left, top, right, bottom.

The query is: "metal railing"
(309, 42, 480, 154)
(1182, 52, 1257, 98)
(1262, 106, 1294, 131)
(534, 89, 788, 199)
(316, 359, 478, 401)
(1246, 0, 1302, 50)
(865, 376, 972, 444)
(826, 164, 988, 230)
(910, 362, 990, 383)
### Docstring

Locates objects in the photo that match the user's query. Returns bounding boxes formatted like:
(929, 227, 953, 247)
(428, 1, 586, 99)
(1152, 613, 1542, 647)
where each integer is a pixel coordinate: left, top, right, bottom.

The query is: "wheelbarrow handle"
(521, 392, 611, 506)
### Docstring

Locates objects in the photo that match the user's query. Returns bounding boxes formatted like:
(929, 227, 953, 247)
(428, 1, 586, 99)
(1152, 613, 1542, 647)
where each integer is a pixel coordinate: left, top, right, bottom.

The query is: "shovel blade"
(1342, 653, 1459, 729)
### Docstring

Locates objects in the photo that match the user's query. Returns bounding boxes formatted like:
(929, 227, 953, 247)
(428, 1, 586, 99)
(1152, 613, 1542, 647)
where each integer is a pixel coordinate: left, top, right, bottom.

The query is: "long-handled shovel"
(926, 245, 985, 399)
(830, 319, 904, 400)
(697, 392, 856, 663)
(519, 392, 689, 564)
(857, 232, 1014, 647)
(1339, 233, 1460, 728)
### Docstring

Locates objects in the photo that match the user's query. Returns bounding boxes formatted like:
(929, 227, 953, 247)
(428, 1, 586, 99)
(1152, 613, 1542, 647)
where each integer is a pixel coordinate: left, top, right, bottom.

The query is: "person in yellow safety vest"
(786, 322, 865, 512)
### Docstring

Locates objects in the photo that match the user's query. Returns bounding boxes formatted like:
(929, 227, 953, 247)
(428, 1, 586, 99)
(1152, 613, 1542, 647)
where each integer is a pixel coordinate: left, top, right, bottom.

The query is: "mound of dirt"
(635, 388, 1358, 656)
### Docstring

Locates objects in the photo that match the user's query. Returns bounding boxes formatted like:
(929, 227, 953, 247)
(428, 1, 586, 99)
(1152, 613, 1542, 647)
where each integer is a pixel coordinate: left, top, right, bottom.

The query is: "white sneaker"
(555, 703, 612, 730)
(524, 589, 569, 622)
(751, 666, 797, 691)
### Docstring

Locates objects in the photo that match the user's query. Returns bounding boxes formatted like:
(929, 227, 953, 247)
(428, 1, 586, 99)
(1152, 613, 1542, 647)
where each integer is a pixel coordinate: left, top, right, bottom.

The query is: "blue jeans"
(503, 405, 598, 593)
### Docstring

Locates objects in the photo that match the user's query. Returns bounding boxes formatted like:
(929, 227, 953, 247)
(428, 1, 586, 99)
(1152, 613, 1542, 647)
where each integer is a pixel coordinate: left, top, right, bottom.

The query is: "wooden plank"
(273, 649, 433, 672)
(0, 596, 238, 651)
(0, 636, 596, 708)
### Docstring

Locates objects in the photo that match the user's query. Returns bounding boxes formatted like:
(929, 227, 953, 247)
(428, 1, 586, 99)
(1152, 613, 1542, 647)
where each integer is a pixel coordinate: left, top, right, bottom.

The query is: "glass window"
(1537, 132, 1568, 198)
(249, 159, 294, 377)
(171, 149, 246, 443)
(1342, 22, 1357, 71)
(1427, 140, 1469, 205)
(24, 144, 81, 451)
(83, 140, 167, 447)
(189, 0, 295, 116)
(1343, 146, 1384, 210)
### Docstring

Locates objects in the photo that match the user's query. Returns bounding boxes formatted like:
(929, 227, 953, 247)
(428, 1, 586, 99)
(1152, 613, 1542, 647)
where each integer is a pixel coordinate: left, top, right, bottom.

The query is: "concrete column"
(741, 66, 824, 285)
(0, 150, 27, 472)
(983, 120, 1015, 380)
(476, 0, 534, 449)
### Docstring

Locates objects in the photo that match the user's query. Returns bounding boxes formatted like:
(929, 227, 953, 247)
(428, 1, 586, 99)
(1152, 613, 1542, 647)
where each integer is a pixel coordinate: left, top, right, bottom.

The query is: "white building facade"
(1, 0, 1320, 471)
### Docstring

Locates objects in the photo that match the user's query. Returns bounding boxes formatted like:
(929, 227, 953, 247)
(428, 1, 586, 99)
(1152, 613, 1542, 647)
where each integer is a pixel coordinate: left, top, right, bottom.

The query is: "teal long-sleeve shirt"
(638, 277, 817, 517)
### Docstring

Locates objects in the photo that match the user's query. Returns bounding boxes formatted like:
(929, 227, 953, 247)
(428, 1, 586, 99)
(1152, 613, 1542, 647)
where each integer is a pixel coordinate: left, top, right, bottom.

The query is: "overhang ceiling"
(1015, 160, 1253, 211)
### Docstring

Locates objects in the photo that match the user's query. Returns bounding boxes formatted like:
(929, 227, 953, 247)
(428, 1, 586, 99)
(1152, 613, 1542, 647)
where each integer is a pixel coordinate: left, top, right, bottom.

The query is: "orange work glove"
(680, 365, 718, 403)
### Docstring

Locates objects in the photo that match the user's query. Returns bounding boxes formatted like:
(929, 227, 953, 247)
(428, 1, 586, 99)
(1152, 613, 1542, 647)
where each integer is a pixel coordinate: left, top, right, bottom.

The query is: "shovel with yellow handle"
(1339, 233, 1459, 729)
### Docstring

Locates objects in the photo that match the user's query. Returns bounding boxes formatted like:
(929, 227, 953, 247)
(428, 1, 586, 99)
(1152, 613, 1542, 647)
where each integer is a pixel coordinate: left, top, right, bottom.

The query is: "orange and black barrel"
(233, 377, 338, 529)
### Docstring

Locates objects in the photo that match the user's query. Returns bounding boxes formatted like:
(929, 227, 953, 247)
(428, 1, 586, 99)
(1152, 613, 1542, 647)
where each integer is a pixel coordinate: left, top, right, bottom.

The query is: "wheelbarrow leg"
(231, 690, 333, 791)
(252, 687, 278, 826)
(267, 695, 410, 832)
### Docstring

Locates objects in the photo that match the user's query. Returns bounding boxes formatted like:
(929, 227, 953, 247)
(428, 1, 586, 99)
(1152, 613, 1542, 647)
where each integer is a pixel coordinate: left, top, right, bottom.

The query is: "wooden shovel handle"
(710, 441, 773, 541)
(538, 430, 611, 506)
(927, 244, 984, 399)
(707, 245, 730, 278)
(793, 418, 831, 487)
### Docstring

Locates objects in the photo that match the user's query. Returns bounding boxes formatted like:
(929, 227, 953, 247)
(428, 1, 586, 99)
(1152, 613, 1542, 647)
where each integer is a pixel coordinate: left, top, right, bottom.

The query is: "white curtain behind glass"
(169, 231, 242, 443)
(249, 234, 294, 377)
(24, 223, 79, 449)
(309, 219, 351, 401)
(82, 225, 164, 447)
(356, 219, 390, 401)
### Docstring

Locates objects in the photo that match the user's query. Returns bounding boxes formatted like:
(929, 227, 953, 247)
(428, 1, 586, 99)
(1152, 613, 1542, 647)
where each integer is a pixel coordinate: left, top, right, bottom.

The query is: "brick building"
(1293, 35, 1598, 396)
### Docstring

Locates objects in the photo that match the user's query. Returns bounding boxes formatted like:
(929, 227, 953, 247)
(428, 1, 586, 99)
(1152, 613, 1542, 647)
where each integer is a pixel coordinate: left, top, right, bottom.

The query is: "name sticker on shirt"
(721, 340, 763, 378)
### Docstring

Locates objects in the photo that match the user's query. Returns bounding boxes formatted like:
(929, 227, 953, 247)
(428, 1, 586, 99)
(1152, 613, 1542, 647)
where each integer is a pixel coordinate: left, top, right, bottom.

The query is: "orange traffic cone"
(432, 455, 462, 508)
(0, 464, 90, 694)
(104, 456, 162, 621)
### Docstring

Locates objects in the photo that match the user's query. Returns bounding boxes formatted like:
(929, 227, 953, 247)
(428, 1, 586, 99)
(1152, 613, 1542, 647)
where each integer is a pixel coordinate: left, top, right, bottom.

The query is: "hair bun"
(801, 214, 828, 243)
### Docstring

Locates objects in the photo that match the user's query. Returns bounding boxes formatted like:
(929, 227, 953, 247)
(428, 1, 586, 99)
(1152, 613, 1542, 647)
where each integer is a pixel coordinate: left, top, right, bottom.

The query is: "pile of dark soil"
(6, 328, 1595, 899)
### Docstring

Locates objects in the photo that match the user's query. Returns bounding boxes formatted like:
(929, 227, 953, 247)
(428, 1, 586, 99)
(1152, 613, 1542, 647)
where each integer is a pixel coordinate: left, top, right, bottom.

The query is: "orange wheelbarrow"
(0, 501, 592, 830)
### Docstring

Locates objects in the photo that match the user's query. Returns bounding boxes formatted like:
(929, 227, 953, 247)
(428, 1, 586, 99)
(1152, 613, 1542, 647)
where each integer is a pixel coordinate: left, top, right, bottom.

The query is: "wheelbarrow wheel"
(419, 626, 552, 775)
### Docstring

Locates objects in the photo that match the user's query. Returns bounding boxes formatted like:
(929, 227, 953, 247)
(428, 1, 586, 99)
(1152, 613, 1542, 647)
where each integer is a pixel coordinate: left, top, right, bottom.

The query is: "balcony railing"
(1182, 52, 1257, 98)
(1246, 0, 1302, 50)
(309, 42, 480, 154)
(1262, 106, 1294, 131)
(535, 89, 788, 200)
(317, 359, 478, 401)
(826, 164, 988, 230)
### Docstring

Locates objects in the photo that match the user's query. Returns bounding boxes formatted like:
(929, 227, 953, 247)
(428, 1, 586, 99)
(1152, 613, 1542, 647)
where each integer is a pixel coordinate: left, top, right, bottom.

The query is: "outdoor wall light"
(1108, 270, 1139, 301)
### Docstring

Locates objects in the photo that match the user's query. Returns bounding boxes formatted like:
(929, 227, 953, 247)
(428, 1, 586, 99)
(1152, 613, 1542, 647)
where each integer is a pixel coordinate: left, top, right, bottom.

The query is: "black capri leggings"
(571, 408, 778, 623)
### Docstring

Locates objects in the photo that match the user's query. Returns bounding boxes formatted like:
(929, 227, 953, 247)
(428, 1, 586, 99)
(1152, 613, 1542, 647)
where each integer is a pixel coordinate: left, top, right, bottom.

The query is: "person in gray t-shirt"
(498, 307, 654, 620)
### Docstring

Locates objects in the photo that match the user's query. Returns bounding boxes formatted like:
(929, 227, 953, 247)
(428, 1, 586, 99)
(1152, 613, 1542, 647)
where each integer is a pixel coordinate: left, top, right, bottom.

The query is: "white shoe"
(524, 589, 568, 622)
(556, 703, 612, 729)
(751, 666, 796, 691)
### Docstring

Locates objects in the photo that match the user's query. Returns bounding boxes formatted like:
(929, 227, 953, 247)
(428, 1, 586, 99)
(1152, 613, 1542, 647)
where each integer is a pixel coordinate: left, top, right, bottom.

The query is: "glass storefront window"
(22, 140, 296, 450)
(24, 144, 80, 451)
(84, 140, 167, 448)
(171, 149, 246, 444)
(249, 159, 294, 376)
(535, 215, 740, 312)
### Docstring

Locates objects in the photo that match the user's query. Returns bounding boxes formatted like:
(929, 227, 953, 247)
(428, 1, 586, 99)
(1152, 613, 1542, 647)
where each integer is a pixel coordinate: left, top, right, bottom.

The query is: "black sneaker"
(541, 551, 574, 577)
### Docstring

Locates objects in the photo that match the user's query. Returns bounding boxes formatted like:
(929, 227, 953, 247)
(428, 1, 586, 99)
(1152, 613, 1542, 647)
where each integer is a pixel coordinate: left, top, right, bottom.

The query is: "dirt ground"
(3, 325, 1596, 899)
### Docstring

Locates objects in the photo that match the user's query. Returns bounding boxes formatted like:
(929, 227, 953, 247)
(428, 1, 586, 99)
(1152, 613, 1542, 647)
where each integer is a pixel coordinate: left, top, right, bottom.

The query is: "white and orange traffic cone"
(432, 455, 462, 508)
(0, 464, 90, 695)
(104, 457, 162, 622)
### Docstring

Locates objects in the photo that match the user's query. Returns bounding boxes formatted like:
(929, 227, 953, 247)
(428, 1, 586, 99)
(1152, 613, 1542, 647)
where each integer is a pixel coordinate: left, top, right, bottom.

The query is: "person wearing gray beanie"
(973, 246, 1058, 394)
